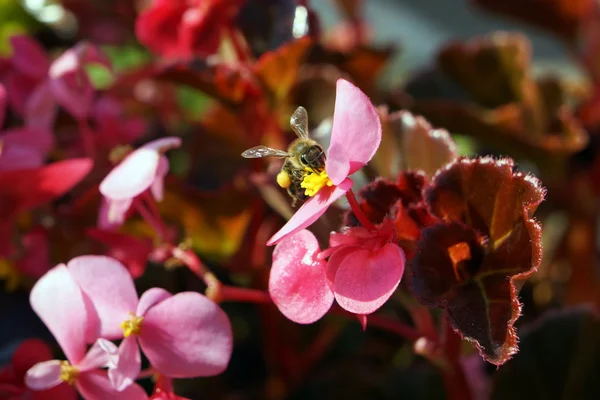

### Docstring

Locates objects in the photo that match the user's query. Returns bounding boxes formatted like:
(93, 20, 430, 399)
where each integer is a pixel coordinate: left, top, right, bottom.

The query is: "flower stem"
(134, 198, 169, 241)
(345, 189, 376, 231)
(219, 285, 272, 304)
(440, 316, 474, 400)
(136, 367, 156, 380)
(228, 26, 250, 63)
(78, 118, 95, 159)
(171, 246, 211, 285)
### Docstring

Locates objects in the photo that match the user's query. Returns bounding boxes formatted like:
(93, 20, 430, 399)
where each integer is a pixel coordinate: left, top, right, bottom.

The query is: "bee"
(242, 106, 326, 206)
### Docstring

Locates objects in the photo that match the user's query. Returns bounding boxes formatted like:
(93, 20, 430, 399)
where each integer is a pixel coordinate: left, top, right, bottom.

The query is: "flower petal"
(150, 156, 169, 201)
(269, 230, 334, 324)
(77, 370, 148, 400)
(9, 35, 50, 79)
(67, 256, 138, 339)
(325, 245, 355, 286)
(99, 197, 132, 229)
(141, 136, 182, 152)
(140, 292, 233, 377)
(267, 178, 353, 246)
(326, 79, 382, 185)
(137, 287, 173, 316)
(99, 148, 161, 200)
(78, 339, 118, 371)
(108, 336, 141, 392)
(30, 265, 93, 363)
(25, 82, 58, 131)
(0, 83, 6, 127)
(334, 244, 405, 315)
(25, 360, 62, 390)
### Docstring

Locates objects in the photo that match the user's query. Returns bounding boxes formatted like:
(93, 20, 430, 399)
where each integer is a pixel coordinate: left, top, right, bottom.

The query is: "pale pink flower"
(270, 223, 405, 323)
(266, 79, 382, 245)
(98, 137, 181, 228)
(66, 256, 233, 391)
(25, 264, 147, 399)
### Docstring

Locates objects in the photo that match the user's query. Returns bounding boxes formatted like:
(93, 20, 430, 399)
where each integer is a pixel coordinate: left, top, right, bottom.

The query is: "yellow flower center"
(59, 361, 79, 385)
(0, 259, 22, 292)
(120, 313, 144, 337)
(301, 168, 333, 197)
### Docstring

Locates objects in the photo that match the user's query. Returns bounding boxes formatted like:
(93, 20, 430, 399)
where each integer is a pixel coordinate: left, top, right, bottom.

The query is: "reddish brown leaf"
(411, 33, 588, 155)
(254, 37, 314, 103)
(373, 108, 457, 178)
(408, 157, 545, 365)
(473, 0, 594, 41)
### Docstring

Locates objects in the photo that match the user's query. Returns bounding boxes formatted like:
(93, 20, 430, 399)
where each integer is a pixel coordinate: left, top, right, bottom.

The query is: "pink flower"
(25, 264, 147, 399)
(99, 137, 181, 228)
(66, 256, 233, 391)
(2, 35, 110, 130)
(269, 223, 405, 323)
(0, 339, 77, 399)
(266, 79, 382, 245)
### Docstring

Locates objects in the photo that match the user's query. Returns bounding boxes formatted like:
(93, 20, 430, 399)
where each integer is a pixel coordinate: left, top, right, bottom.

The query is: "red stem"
(77, 118, 95, 159)
(345, 189, 377, 231)
(134, 198, 169, 241)
(171, 246, 211, 284)
(440, 317, 474, 400)
(219, 285, 272, 304)
(136, 367, 156, 380)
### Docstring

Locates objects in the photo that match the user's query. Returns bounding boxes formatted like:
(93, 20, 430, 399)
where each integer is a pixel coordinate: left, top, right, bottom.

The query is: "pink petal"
(76, 370, 148, 400)
(334, 244, 405, 315)
(49, 68, 94, 119)
(139, 292, 233, 377)
(25, 360, 62, 390)
(325, 245, 355, 286)
(136, 287, 173, 316)
(9, 36, 50, 79)
(267, 178, 353, 246)
(30, 265, 93, 363)
(99, 148, 161, 200)
(150, 156, 169, 201)
(78, 339, 118, 371)
(108, 336, 140, 392)
(0, 83, 6, 127)
(100, 197, 132, 228)
(326, 79, 382, 185)
(269, 230, 334, 324)
(25, 82, 58, 131)
(141, 136, 182, 152)
(67, 256, 138, 339)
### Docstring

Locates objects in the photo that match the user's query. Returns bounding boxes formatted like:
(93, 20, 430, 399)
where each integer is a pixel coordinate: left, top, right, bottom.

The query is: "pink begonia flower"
(266, 79, 382, 245)
(99, 137, 181, 228)
(0, 339, 77, 400)
(270, 222, 405, 323)
(66, 256, 233, 391)
(3, 35, 110, 130)
(25, 264, 148, 399)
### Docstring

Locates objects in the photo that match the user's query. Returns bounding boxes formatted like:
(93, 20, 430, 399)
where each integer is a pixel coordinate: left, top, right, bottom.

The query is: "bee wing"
(241, 145, 293, 158)
(290, 106, 309, 139)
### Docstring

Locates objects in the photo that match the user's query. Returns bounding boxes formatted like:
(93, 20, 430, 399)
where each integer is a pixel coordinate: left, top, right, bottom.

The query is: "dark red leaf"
(408, 157, 545, 365)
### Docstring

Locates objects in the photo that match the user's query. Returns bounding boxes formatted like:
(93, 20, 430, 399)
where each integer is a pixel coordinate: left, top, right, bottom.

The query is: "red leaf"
(0, 158, 93, 219)
(407, 157, 545, 365)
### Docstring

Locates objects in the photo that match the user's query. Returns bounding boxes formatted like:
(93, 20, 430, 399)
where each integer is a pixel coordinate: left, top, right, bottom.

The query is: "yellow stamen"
(120, 313, 144, 337)
(301, 169, 333, 197)
(59, 361, 79, 385)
